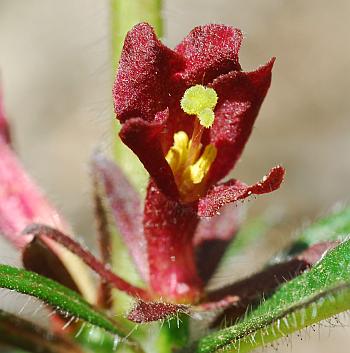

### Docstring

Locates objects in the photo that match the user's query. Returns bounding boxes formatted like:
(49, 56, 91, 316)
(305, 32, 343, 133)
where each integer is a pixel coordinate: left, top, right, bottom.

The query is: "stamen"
(165, 85, 219, 202)
(180, 85, 218, 166)
(189, 144, 217, 184)
(165, 131, 218, 202)
(165, 131, 189, 174)
(180, 85, 218, 123)
(179, 143, 217, 199)
(187, 119, 203, 166)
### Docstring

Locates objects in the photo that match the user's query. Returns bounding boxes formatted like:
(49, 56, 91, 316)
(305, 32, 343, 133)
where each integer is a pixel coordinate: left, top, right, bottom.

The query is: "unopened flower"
(0, 88, 95, 303)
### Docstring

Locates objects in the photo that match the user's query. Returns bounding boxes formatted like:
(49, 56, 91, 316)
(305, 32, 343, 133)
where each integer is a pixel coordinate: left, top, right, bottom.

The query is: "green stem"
(108, 4, 170, 353)
(108, 0, 163, 285)
(111, 0, 163, 69)
(110, 0, 163, 190)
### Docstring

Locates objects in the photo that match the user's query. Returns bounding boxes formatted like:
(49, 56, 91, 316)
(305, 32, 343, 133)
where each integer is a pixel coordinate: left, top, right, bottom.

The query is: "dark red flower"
(113, 23, 285, 302)
(0, 24, 339, 330)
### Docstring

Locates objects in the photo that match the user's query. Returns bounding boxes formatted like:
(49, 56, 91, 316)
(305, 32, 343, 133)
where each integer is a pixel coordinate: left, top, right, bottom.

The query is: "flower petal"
(175, 25, 242, 85)
(194, 204, 241, 283)
(198, 166, 285, 217)
(113, 22, 183, 123)
(119, 109, 179, 198)
(208, 58, 275, 184)
(92, 153, 149, 283)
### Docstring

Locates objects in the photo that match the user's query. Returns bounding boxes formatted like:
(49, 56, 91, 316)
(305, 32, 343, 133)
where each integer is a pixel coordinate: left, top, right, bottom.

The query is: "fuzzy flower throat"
(166, 85, 218, 202)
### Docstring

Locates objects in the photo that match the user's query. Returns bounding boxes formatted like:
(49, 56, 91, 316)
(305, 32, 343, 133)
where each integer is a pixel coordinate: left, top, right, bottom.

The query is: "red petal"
(92, 153, 149, 282)
(119, 109, 179, 198)
(113, 23, 182, 123)
(175, 25, 242, 85)
(198, 166, 285, 217)
(144, 180, 202, 302)
(23, 224, 151, 301)
(128, 300, 189, 323)
(194, 204, 241, 283)
(208, 59, 275, 184)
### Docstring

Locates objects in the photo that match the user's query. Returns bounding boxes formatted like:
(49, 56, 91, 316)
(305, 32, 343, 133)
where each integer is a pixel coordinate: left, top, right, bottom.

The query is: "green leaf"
(0, 308, 82, 353)
(0, 264, 124, 337)
(188, 238, 350, 353)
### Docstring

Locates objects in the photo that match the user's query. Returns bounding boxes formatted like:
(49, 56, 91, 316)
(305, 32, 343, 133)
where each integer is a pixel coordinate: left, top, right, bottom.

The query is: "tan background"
(0, 1, 350, 352)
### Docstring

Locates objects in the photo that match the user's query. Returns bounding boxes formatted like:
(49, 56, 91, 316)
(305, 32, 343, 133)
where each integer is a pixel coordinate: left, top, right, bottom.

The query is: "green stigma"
(180, 85, 218, 128)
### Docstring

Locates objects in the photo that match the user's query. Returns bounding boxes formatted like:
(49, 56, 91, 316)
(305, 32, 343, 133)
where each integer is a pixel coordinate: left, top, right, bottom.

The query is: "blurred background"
(0, 1, 350, 352)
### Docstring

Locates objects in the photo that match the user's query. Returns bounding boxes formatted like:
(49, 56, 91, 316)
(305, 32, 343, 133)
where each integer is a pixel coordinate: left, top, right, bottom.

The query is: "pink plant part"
(0, 94, 95, 303)
(0, 87, 11, 145)
(0, 142, 68, 249)
(92, 153, 149, 282)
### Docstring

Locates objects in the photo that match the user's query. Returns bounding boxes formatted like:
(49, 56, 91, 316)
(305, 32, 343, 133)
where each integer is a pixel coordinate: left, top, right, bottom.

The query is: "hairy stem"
(111, 0, 163, 69)
(110, 0, 163, 190)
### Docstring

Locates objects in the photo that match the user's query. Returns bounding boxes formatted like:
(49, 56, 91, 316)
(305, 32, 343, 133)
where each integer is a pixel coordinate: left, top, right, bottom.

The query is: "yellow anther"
(165, 129, 217, 202)
(180, 85, 218, 128)
(165, 131, 189, 173)
(169, 85, 219, 200)
(188, 144, 217, 184)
